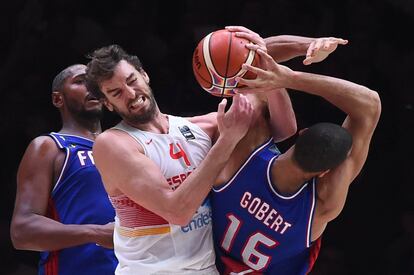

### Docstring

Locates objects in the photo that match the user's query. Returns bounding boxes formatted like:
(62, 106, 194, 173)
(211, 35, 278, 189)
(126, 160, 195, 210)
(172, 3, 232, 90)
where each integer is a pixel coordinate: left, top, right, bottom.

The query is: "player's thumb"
(303, 57, 312, 65)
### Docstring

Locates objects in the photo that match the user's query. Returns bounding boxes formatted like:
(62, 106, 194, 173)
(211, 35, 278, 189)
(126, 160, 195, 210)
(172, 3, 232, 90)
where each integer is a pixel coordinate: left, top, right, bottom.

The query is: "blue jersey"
(39, 133, 117, 275)
(211, 139, 321, 275)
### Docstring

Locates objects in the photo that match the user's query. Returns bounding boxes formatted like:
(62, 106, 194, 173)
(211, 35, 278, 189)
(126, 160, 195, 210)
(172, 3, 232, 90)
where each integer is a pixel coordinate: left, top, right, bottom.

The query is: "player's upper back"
(211, 139, 319, 274)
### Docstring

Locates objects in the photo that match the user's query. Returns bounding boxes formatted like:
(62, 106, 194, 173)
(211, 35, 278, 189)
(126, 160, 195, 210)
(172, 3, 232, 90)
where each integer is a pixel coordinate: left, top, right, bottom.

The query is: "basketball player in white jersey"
(85, 44, 261, 274)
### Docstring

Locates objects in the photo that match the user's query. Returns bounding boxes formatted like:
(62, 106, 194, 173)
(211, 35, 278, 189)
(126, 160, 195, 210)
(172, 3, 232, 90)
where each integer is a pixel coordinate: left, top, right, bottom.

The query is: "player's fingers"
(322, 40, 335, 50)
(235, 31, 256, 41)
(225, 26, 256, 35)
(255, 48, 277, 70)
(241, 63, 264, 76)
(234, 87, 256, 94)
(303, 57, 313, 65)
(246, 43, 260, 50)
(331, 37, 348, 45)
(313, 39, 323, 52)
(217, 98, 227, 116)
(235, 76, 257, 88)
(230, 93, 242, 112)
(236, 32, 263, 46)
(237, 93, 248, 110)
(306, 41, 316, 57)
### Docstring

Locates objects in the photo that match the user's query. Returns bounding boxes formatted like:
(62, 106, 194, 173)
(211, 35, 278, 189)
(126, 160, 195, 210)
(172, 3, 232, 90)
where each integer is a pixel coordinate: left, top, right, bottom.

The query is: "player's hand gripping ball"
(192, 29, 260, 97)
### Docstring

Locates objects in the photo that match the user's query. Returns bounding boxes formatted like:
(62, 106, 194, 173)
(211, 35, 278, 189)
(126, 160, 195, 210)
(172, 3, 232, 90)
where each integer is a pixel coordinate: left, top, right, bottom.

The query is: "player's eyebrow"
(106, 87, 120, 94)
(126, 72, 135, 82)
(106, 72, 135, 94)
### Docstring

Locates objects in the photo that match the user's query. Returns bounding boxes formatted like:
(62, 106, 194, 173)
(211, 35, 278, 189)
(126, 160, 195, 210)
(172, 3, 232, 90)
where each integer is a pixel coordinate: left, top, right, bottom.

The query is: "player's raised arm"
(226, 25, 348, 65)
(237, 48, 381, 232)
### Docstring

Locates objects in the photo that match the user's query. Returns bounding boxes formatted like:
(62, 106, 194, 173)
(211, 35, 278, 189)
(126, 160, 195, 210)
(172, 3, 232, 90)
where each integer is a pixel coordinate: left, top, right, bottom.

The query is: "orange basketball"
(192, 29, 260, 97)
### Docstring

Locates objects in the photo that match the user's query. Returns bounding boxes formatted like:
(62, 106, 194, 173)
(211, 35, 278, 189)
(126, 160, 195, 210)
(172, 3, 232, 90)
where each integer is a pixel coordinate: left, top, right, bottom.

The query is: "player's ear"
(52, 91, 63, 108)
(103, 98, 114, 112)
(317, 169, 330, 178)
(140, 70, 150, 84)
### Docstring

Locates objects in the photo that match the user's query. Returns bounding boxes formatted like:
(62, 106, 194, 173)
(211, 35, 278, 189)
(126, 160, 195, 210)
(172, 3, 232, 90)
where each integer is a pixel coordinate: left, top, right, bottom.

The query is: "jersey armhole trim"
(52, 147, 70, 193)
(213, 138, 273, 192)
(49, 132, 64, 149)
(112, 128, 148, 156)
(306, 178, 316, 248)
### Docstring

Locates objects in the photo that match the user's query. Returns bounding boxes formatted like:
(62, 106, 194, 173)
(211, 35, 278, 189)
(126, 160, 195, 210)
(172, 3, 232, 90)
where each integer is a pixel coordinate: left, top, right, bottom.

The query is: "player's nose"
(124, 86, 136, 99)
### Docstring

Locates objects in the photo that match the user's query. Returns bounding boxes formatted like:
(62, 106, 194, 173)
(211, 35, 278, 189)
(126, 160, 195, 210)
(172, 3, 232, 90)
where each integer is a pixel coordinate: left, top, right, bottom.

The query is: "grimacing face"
(100, 60, 158, 125)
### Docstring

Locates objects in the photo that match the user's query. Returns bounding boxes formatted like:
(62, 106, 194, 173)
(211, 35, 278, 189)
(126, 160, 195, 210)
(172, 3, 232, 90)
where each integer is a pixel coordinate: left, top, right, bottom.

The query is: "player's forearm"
(288, 71, 380, 122)
(265, 35, 313, 63)
(164, 135, 239, 225)
(11, 214, 102, 251)
(266, 88, 297, 142)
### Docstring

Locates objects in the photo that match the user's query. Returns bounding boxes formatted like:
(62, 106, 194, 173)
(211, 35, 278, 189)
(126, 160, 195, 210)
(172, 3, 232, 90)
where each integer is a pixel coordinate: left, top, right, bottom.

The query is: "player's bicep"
(14, 137, 58, 217)
(341, 116, 376, 177)
(266, 88, 297, 142)
(316, 116, 377, 221)
(93, 131, 173, 217)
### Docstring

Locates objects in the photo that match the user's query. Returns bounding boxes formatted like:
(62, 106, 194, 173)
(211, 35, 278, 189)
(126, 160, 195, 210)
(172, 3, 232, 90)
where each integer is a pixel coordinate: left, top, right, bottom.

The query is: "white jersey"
(109, 115, 218, 275)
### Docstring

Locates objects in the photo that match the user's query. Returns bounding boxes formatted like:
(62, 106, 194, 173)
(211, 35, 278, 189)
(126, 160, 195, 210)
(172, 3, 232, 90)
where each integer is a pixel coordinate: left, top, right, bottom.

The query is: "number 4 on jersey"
(169, 143, 191, 166)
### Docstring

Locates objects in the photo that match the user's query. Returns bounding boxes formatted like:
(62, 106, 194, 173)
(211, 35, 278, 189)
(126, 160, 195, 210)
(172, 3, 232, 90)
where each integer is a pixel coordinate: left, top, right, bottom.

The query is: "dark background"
(1, 0, 413, 274)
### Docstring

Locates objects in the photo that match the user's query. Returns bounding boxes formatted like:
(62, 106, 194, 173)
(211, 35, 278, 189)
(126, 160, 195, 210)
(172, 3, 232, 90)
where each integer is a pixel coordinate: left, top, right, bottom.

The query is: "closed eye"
(127, 78, 137, 85)
(112, 90, 121, 97)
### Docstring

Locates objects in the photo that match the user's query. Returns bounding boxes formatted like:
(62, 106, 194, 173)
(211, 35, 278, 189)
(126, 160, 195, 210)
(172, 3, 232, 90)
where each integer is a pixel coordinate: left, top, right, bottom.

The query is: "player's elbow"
(283, 121, 298, 140)
(372, 91, 381, 120)
(10, 221, 31, 250)
(162, 199, 195, 226)
(272, 112, 297, 142)
(272, 124, 297, 143)
(366, 89, 382, 122)
(164, 211, 192, 226)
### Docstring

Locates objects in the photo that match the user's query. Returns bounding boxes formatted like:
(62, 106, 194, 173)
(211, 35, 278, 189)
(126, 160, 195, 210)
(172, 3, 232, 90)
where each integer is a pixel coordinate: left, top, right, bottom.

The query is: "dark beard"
(79, 108, 104, 120)
(127, 93, 158, 125)
(67, 100, 104, 122)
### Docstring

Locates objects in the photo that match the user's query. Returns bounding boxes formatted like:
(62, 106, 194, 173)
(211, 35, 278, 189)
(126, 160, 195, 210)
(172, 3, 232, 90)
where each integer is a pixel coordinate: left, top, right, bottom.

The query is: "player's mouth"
(129, 95, 146, 111)
(86, 94, 100, 103)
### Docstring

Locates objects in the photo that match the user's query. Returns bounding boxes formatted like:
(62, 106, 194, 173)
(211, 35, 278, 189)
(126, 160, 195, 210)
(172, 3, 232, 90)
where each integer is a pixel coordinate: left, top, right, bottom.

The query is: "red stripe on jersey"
(110, 195, 169, 228)
(45, 198, 60, 275)
(306, 237, 322, 274)
(221, 255, 263, 275)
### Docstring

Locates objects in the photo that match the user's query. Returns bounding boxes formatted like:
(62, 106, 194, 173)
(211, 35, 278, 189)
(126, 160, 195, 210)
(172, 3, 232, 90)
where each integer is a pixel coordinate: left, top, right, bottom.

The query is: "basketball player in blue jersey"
(10, 64, 118, 275)
(211, 47, 381, 274)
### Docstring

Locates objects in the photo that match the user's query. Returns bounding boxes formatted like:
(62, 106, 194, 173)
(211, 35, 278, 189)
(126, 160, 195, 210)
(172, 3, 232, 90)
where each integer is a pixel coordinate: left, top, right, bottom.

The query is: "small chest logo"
(179, 125, 195, 140)
(268, 144, 280, 154)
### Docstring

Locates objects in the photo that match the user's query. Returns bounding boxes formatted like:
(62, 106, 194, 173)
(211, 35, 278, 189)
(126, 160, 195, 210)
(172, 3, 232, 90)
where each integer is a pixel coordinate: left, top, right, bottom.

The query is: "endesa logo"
(181, 199, 212, 233)
(181, 209, 212, 233)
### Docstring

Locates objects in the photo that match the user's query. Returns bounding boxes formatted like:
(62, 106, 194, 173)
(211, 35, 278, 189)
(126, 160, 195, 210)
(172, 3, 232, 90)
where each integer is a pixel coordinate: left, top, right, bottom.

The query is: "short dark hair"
(293, 122, 353, 172)
(52, 64, 85, 92)
(85, 44, 143, 99)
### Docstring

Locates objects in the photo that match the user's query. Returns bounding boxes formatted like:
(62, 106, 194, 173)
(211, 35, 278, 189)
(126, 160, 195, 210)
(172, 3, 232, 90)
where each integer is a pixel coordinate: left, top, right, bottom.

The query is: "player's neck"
(124, 112, 169, 134)
(271, 155, 309, 194)
(60, 119, 102, 140)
